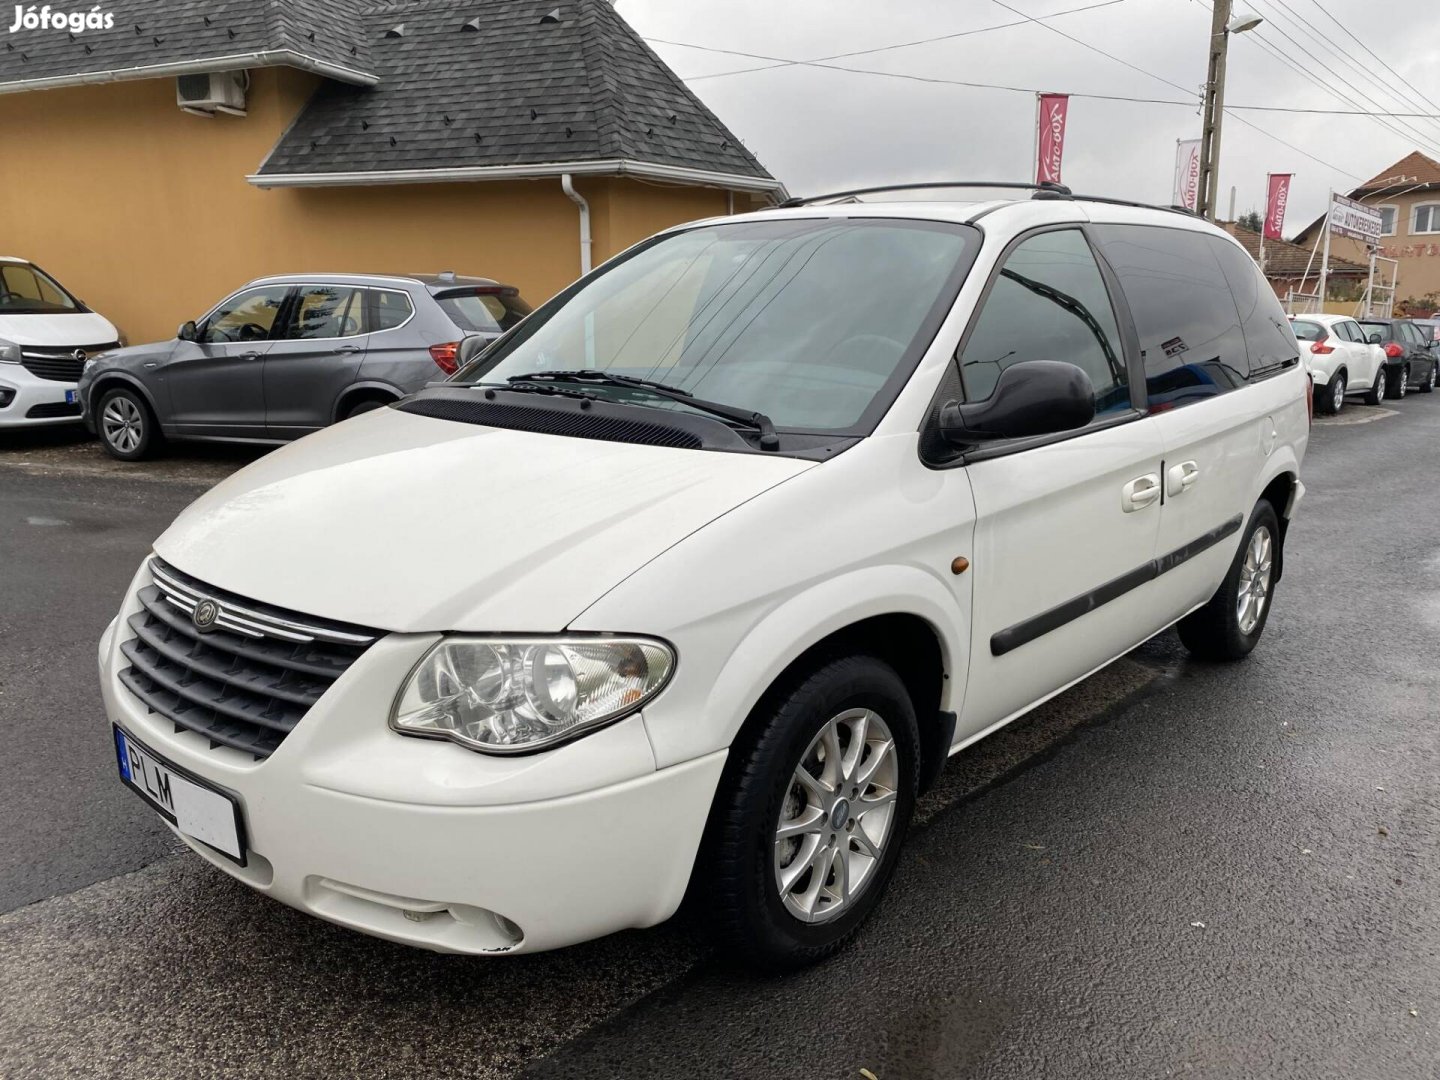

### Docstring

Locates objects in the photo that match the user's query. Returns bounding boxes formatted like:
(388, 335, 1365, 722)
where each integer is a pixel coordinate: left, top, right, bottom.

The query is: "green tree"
(1238, 210, 1263, 232)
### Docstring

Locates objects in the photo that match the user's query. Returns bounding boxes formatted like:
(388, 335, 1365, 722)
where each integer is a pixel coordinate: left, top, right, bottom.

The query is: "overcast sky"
(623, 0, 1440, 238)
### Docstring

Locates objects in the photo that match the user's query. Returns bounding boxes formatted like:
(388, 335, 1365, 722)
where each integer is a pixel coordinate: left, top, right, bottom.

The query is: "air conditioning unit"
(176, 71, 248, 117)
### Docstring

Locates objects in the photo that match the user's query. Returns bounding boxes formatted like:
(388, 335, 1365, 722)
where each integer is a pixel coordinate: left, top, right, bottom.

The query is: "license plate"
(113, 726, 247, 863)
(65, 389, 77, 404)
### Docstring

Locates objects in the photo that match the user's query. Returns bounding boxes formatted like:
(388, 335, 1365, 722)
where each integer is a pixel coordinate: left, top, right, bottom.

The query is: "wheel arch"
(1258, 467, 1298, 584)
(89, 371, 162, 420)
(332, 381, 402, 423)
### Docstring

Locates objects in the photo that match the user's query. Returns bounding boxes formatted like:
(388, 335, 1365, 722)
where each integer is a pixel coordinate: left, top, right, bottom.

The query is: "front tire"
(1321, 373, 1345, 415)
(705, 655, 919, 970)
(96, 387, 159, 461)
(1177, 501, 1280, 661)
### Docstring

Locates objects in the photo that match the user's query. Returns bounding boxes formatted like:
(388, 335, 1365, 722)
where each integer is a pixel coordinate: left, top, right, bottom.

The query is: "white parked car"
(1289, 313, 1387, 414)
(99, 185, 1308, 968)
(0, 257, 122, 427)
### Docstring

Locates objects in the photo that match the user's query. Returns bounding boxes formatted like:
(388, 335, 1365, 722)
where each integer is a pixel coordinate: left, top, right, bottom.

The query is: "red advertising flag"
(1035, 93, 1069, 185)
(1264, 173, 1293, 239)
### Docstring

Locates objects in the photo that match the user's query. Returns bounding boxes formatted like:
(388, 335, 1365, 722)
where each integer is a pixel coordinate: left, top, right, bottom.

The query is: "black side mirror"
(1368, 332, 1383, 345)
(455, 334, 492, 370)
(939, 360, 1096, 447)
(177, 320, 198, 342)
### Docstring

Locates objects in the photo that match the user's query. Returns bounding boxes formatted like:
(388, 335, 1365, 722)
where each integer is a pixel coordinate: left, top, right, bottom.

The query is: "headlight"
(392, 636, 675, 754)
(0, 339, 19, 364)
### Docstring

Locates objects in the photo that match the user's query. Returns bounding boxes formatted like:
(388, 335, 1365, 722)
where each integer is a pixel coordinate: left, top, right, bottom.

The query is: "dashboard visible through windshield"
(458, 217, 978, 437)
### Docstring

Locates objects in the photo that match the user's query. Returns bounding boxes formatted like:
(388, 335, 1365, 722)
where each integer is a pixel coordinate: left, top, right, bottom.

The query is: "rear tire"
(1178, 501, 1280, 662)
(1422, 363, 1436, 393)
(1386, 366, 1408, 400)
(96, 386, 160, 461)
(341, 397, 391, 420)
(705, 655, 919, 970)
(1321, 373, 1345, 415)
(1365, 367, 1386, 406)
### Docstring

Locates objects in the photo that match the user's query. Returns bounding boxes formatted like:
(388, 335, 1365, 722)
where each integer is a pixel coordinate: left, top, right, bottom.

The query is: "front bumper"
(0, 363, 82, 427)
(97, 572, 725, 955)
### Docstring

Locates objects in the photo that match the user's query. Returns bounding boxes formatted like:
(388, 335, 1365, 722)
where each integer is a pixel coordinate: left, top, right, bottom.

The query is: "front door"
(166, 285, 291, 436)
(262, 284, 369, 438)
(954, 226, 1168, 740)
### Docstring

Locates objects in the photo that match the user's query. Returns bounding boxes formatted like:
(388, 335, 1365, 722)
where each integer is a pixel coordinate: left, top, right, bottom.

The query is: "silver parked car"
(78, 272, 531, 459)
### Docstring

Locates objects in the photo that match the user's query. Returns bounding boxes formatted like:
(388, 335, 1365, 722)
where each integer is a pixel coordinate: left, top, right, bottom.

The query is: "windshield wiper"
(503, 370, 780, 451)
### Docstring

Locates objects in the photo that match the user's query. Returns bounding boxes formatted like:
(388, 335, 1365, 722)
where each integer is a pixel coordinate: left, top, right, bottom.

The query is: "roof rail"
(779, 181, 1202, 219)
(779, 180, 1072, 207)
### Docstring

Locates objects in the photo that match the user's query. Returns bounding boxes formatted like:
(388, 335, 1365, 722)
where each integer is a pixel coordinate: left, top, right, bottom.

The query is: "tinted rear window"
(1359, 321, 1390, 341)
(437, 290, 532, 334)
(1290, 320, 1325, 341)
(1207, 236, 1298, 378)
(1089, 223, 1249, 410)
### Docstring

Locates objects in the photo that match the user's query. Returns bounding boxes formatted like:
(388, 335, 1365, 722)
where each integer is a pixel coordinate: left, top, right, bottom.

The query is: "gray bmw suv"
(78, 272, 530, 459)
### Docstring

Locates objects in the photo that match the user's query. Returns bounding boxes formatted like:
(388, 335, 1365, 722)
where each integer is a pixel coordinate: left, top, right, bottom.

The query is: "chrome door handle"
(239, 351, 261, 360)
(336, 345, 362, 354)
(1166, 460, 1200, 497)
(1121, 473, 1161, 512)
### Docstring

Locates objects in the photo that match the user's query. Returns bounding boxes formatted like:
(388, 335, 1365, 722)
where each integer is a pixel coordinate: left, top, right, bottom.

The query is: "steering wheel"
(235, 322, 270, 342)
(0, 289, 22, 304)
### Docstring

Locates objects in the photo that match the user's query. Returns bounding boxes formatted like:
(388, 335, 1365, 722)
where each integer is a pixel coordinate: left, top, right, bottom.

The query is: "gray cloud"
(629, 0, 1440, 237)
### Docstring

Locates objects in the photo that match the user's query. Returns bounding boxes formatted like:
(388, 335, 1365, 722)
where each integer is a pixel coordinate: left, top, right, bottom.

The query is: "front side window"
(459, 218, 975, 434)
(1091, 224, 1250, 411)
(200, 286, 291, 344)
(284, 285, 365, 340)
(1413, 204, 1440, 234)
(958, 229, 1129, 415)
(0, 262, 79, 314)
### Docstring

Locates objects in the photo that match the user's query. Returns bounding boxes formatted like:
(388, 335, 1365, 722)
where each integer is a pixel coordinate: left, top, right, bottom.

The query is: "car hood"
(154, 408, 815, 633)
(0, 311, 117, 347)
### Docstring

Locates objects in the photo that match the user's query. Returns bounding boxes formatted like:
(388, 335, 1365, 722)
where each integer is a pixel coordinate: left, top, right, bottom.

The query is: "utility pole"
(1196, 0, 1231, 221)
(1195, 6, 1261, 220)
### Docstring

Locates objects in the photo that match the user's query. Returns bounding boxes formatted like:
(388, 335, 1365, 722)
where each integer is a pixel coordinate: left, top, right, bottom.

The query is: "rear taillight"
(429, 341, 460, 374)
(1310, 339, 1335, 354)
(1385, 342, 1404, 358)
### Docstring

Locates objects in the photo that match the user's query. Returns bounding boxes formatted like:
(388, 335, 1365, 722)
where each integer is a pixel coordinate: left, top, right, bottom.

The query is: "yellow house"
(0, 0, 784, 343)
(1291, 152, 1440, 310)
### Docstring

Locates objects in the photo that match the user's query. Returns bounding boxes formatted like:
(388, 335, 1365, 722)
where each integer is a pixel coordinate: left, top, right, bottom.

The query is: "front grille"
(20, 342, 120, 383)
(26, 401, 81, 418)
(118, 558, 379, 759)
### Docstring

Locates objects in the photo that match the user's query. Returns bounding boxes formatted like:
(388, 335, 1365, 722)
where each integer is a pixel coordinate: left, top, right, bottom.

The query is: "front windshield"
(0, 262, 80, 314)
(459, 217, 974, 433)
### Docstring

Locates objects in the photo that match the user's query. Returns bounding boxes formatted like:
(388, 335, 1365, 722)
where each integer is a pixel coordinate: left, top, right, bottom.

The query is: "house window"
(1378, 205, 1398, 236)
(1412, 203, 1440, 234)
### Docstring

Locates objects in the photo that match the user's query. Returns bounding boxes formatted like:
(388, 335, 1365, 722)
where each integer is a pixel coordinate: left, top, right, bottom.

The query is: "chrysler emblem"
(72, 349, 87, 363)
(192, 599, 220, 631)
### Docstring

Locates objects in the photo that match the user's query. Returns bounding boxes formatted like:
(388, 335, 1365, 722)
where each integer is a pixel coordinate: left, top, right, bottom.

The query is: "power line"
(672, 0, 1129, 81)
(662, 39, 1440, 118)
(1307, 0, 1440, 118)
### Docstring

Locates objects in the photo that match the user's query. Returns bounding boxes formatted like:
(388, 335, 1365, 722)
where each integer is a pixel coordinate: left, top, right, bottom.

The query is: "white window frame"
(1411, 203, 1440, 235)
(1377, 203, 1399, 236)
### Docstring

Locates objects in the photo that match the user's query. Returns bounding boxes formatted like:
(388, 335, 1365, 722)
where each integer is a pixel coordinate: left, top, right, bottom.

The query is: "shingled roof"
(1222, 223, 1367, 278)
(0, 0, 377, 92)
(250, 0, 778, 192)
(1354, 151, 1440, 194)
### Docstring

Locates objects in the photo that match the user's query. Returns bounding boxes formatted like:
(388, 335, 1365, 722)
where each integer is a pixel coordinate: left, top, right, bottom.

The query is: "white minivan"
(99, 186, 1307, 968)
(0, 257, 122, 427)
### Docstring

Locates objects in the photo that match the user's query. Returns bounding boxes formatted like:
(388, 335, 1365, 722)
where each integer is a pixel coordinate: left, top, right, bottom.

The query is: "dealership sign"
(1035, 94, 1069, 185)
(1172, 139, 1201, 211)
(1264, 173, 1292, 240)
(1329, 193, 1383, 244)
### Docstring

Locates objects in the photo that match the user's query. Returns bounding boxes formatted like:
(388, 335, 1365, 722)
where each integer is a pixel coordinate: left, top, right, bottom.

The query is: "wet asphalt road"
(1, 402, 1437, 1079)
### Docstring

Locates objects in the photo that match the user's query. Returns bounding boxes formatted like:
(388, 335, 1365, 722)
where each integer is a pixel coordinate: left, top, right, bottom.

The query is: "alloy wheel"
(101, 396, 144, 454)
(1236, 525, 1274, 636)
(1331, 376, 1344, 412)
(773, 708, 899, 924)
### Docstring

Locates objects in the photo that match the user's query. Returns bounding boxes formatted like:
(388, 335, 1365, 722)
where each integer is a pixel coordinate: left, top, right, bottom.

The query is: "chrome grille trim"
(118, 557, 381, 759)
(149, 560, 376, 646)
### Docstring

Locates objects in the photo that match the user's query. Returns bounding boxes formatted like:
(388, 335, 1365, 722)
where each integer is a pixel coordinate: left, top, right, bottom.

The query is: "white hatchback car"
(99, 185, 1307, 968)
(1288, 313, 1387, 414)
(0, 257, 122, 428)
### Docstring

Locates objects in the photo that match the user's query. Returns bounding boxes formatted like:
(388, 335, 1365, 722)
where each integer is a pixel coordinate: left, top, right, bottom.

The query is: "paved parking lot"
(2, 400, 1437, 1079)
